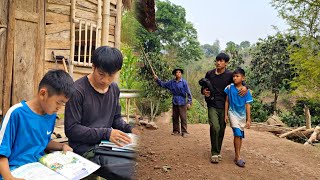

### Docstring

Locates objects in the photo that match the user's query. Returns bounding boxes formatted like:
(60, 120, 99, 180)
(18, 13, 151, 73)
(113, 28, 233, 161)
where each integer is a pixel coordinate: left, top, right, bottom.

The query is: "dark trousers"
(172, 104, 188, 133)
(208, 107, 226, 156)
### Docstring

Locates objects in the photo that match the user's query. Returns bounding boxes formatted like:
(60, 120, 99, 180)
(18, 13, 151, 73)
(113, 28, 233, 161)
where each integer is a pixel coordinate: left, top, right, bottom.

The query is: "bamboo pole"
(101, 0, 110, 45)
(89, 23, 93, 65)
(84, 21, 88, 66)
(77, 20, 82, 64)
(141, 46, 156, 76)
(115, 0, 122, 49)
(97, 0, 102, 48)
(70, 0, 76, 77)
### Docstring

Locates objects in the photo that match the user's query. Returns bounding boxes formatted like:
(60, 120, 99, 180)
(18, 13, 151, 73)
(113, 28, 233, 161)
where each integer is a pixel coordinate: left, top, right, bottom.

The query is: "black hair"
(38, 70, 75, 98)
(216, 53, 230, 62)
(233, 67, 245, 76)
(92, 46, 123, 74)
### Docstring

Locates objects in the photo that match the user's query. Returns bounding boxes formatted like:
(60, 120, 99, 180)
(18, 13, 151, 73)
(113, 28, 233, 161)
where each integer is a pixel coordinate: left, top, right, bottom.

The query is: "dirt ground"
(135, 112, 320, 180)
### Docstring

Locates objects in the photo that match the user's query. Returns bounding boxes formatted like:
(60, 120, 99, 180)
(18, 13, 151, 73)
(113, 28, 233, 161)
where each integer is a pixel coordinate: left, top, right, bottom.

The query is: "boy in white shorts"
(224, 67, 253, 167)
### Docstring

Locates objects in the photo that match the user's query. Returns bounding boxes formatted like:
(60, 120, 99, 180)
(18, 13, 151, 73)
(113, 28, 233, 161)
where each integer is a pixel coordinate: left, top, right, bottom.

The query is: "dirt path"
(135, 112, 320, 180)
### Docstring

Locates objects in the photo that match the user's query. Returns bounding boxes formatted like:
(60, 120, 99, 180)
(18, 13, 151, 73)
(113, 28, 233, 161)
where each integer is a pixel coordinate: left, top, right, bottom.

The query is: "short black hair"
(216, 53, 230, 62)
(92, 46, 123, 74)
(233, 67, 245, 76)
(39, 70, 75, 98)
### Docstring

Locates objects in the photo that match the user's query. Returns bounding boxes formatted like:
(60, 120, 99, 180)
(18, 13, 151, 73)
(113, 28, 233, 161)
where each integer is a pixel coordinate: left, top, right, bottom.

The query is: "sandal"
(218, 155, 222, 161)
(234, 159, 246, 167)
(210, 155, 219, 163)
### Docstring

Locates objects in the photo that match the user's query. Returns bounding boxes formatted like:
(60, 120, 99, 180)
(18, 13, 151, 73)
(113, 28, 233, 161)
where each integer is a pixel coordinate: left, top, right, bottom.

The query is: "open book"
(11, 151, 100, 180)
(99, 133, 138, 152)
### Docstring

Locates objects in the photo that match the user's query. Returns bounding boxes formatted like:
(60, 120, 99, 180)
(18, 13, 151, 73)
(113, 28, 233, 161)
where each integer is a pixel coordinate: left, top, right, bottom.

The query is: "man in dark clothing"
(202, 53, 247, 163)
(154, 68, 192, 137)
(64, 46, 139, 180)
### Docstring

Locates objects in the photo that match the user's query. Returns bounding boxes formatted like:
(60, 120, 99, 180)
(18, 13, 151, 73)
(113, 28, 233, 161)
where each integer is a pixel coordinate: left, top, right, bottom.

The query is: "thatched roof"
(121, 0, 156, 32)
(135, 0, 156, 32)
(122, 0, 133, 10)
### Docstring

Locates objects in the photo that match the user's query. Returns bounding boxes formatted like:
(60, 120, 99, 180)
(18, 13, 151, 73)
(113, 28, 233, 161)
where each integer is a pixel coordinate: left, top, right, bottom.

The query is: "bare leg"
(234, 136, 242, 160)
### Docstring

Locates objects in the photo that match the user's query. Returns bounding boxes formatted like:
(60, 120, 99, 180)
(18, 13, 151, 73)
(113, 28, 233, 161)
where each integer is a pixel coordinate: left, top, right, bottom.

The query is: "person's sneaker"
(181, 132, 189, 138)
(218, 155, 222, 161)
(210, 155, 219, 163)
(171, 131, 180, 136)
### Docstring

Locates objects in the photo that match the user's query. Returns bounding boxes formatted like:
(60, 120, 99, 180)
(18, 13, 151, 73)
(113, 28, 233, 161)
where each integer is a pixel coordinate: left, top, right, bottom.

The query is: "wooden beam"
(47, 3, 71, 16)
(46, 22, 71, 34)
(279, 126, 306, 138)
(48, 0, 71, 6)
(46, 12, 70, 24)
(46, 39, 71, 49)
(15, 10, 39, 23)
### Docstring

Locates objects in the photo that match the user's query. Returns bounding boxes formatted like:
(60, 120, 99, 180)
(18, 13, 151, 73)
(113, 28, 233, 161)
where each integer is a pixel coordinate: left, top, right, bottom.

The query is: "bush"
(187, 99, 207, 124)
(293, 98, 320, 126)
(279, 111, 303, 127)
(251, 100, 273, 122)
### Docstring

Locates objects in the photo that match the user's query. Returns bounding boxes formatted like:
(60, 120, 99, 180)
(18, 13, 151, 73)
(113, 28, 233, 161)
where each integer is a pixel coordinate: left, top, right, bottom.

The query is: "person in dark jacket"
(201, 53, 247, 163)
(64, 46, 139, 180)
(154, 68, 192, 137)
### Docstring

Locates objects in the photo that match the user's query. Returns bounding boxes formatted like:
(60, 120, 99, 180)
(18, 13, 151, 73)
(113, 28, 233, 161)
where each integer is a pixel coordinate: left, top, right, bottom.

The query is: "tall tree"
(249, 33, 294, 110)
(155, 0, 203, 64)
(225, 41, 244, 70)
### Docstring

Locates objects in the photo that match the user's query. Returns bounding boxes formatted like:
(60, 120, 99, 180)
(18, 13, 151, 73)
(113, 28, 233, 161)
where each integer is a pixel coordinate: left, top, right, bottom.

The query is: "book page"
(99, 133, 138, 152)
(11, 162, 68, 180)
(39, 151, 100, 180)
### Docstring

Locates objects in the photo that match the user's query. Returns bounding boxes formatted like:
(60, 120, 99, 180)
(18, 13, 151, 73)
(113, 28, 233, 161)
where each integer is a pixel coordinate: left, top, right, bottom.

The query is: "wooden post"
(115, 0, 122, 49)
(304, 104, 312, 129)
(3, 0, 16, 115)
(84, 21, 88, 66)
(70, 0, 76, 77)
(101, 0, 110, 45)
(88, 24, 93, 65)
(96, 0, 102, 48)
(77, 20, 82, 64)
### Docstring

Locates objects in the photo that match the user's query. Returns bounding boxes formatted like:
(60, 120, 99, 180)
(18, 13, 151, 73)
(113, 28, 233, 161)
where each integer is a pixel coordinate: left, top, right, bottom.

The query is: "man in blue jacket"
(154, 68, 192, 137)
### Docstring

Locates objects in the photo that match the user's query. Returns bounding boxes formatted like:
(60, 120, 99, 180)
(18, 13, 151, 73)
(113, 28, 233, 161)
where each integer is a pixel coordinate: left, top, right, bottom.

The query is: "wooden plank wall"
(0, 0, 9, 115)
(45, 0, 118, 80)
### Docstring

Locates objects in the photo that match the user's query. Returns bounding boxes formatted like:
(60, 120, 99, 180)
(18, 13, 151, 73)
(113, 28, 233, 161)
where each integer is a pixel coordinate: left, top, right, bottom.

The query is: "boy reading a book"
(0, 70, 75, 180)
(224, 68, 253, 168)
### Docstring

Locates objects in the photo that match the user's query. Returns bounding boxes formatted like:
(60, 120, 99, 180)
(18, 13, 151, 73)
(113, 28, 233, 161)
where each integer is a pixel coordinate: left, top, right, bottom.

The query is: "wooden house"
(0, 0, 126, 116)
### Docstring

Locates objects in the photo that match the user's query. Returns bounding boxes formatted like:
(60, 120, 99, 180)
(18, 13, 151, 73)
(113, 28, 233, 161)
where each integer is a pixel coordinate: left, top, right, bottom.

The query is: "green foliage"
(155, 0, 203, 64)
(119, 45, 140, 89)
(251, 100, 273, 122)
(279, 111, 303, 127)
(271, 0, 320, 38)
(279, 98, 320, 127)
(249, 33, 294, 94)
(121, 11, 140, 47)
(289, 38, 320, 98)
(187, 99, 207, 124)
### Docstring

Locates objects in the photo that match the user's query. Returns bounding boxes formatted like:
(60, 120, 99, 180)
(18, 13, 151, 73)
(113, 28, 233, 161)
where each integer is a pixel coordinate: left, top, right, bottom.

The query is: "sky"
(168, 0, 289, 49)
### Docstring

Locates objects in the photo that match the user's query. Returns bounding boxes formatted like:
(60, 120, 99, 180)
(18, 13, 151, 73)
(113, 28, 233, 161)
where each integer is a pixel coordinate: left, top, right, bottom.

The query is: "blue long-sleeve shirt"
(156, 78, 192, 106)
